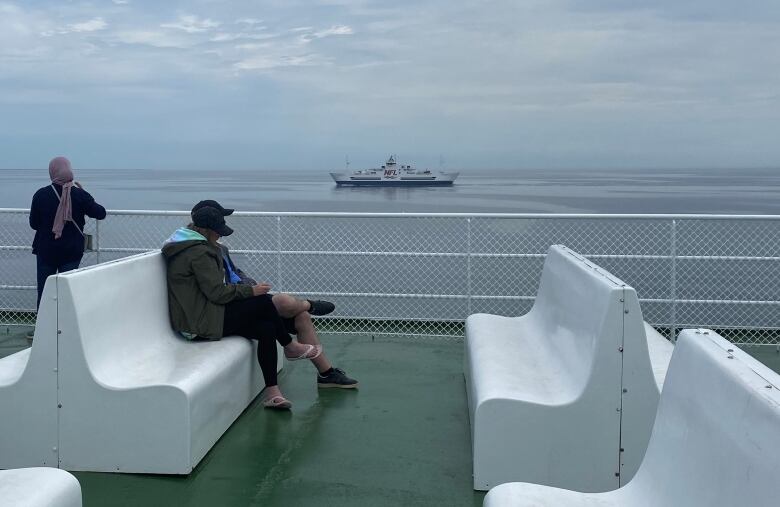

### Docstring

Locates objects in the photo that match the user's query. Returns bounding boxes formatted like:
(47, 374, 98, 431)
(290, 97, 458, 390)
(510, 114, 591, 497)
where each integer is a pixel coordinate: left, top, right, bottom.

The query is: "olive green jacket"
(161, 227, 253, 339)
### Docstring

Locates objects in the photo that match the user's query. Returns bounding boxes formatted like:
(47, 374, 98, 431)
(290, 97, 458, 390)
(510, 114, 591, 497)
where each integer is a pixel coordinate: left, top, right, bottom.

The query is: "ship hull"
(334, 179, 456, 187)
(330, 172, 459, 187)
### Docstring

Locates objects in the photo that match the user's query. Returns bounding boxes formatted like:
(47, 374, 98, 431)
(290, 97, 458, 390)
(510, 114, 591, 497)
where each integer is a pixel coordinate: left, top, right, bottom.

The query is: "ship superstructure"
(330, 155, 458, 186)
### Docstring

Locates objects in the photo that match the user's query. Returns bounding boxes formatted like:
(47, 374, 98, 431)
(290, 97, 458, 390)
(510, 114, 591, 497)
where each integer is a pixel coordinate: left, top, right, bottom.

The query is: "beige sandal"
(284, 343, 323, 361)
(263, 395, 292, 410)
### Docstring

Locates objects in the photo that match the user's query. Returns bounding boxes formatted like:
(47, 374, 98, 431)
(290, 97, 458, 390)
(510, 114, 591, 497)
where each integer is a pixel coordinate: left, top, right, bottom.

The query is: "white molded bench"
(56, 251, 281, 473)
(0, 467, 81, 507)
(0, 468, 82, 507)
(484, 328, 780, 507)
(0, 283, 59, 469)
(465, 245, 673, 492)
(1, 251, 282, 474)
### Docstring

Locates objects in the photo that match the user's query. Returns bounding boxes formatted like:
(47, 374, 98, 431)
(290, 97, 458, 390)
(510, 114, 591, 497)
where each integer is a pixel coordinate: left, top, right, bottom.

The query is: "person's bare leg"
(272, 293, 309, 318)
(293, 311, 333, 373)
(263, 385, 283, 400)
(283, 340, 317, 359)
(262, 385, 292, 409)
(271, 293, 333, 373)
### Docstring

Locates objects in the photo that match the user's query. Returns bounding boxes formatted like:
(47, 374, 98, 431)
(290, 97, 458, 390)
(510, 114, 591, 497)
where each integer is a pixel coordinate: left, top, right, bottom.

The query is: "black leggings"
(222, 296, 292, 387)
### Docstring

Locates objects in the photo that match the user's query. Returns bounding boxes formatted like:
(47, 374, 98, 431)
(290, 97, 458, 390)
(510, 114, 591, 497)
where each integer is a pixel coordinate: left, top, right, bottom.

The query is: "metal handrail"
(2, 208, 778, 343)
(3, 208, 780, 220)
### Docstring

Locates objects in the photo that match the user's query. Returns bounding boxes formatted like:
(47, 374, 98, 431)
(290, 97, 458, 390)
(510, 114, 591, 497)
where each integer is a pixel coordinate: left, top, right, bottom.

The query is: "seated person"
(163, 206, 328, 410)
(190, 200, 358, 390)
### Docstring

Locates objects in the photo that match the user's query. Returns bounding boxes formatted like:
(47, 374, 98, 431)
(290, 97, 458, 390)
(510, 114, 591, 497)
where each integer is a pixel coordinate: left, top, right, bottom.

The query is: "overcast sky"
(1, 0, 780, 170)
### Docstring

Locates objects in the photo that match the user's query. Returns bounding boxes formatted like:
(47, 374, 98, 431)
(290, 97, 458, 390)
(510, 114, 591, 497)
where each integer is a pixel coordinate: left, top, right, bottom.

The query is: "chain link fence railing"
(2, 209, 778, 344)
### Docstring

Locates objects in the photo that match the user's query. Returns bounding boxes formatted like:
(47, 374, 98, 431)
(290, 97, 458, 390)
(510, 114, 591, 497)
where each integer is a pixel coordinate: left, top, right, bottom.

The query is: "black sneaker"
(308, 299, 335, 316)
(317, 367, 358, 389)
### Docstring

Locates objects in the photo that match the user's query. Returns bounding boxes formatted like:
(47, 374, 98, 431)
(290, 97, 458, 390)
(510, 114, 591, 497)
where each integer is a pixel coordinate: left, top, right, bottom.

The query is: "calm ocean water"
(1, 167, 778, 333)
(1, 167, 779, 214)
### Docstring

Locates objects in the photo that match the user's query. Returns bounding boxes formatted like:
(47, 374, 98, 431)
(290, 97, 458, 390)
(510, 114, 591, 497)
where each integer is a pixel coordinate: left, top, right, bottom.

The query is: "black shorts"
(222, 295, 292, 346)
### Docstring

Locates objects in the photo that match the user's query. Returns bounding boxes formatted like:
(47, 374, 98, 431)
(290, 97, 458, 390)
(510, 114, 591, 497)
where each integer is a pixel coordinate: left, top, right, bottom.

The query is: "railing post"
(276, 216, 282, 292)
(670, 219, 677, 342)
(467, 217, 472, 316)
(95, 219, 101, 265)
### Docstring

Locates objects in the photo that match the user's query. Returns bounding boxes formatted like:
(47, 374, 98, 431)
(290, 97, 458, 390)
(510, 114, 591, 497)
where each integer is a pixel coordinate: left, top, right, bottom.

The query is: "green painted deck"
(741, 345, 780, 375)
(1, 328, 484, 507)
(2, 326, 779, 507)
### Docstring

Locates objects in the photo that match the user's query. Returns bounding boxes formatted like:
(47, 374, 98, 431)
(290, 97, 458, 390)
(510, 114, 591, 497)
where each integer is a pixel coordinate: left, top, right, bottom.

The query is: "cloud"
(210, 32, 245, 42)
(230, 24, 352, 71)
(161, 15, 220, 33)
(116, 30, 194, 48)
(41, 17, 107, 36)
(297, 24, 353, 43)
(2, 0, 780, 169)
(235, 18, 262, 25)
(568, 0, 780, 23)
(68, 18, 108, 33)
(233, 53, 319, 71)
(314, 25, 353, 37)
(209, 31, 273, 43)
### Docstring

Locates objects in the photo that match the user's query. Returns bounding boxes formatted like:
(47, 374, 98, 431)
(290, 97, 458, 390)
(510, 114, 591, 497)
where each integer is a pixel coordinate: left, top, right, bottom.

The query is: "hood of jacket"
(161, 227, 208, 258)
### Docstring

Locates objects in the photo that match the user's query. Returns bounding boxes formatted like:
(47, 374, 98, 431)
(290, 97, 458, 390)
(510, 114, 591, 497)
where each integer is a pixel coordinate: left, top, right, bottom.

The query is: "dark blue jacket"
(29, 184, 106, 263)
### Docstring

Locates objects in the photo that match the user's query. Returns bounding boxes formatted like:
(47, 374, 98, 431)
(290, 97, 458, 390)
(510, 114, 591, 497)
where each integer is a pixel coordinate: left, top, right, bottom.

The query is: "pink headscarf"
(49, 156, 75, 239)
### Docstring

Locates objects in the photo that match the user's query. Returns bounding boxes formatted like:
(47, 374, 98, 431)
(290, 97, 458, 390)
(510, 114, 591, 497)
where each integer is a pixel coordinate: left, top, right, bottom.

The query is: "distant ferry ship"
(330, 156, 459, 186)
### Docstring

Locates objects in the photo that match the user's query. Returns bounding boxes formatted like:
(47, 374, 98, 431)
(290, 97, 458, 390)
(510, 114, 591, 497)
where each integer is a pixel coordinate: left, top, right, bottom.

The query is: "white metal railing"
(2, 209, 779, 344)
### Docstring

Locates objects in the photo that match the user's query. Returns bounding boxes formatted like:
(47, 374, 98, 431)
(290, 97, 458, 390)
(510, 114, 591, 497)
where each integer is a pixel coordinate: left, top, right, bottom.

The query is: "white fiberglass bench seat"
(465, 245, 670, 492)
(56, 251, 281, 474)
(0, 282, 59, 469)
(484, 329, 780, 507)
(644, 322, 673, 390)
(0, 468, 82, 507)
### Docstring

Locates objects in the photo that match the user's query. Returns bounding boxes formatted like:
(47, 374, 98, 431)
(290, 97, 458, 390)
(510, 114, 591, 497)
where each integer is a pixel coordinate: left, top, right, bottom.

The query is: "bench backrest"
(630, 329, 780, 505)
(55, 251, 181, 384)
(0, 280, 60, 469)
(529, 246, 629, 388)
(530, 245, 661, 483)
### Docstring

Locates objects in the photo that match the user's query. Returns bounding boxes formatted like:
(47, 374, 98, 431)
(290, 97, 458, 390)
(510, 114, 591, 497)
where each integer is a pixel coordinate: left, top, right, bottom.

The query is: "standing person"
(29, 157, 106, 336)
(190, 200, 358, 389)
(162, 206, 324, 409)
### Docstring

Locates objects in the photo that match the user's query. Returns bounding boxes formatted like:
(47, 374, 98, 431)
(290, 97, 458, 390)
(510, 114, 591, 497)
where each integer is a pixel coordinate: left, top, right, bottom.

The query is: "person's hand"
(252, 283, 272, 296)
